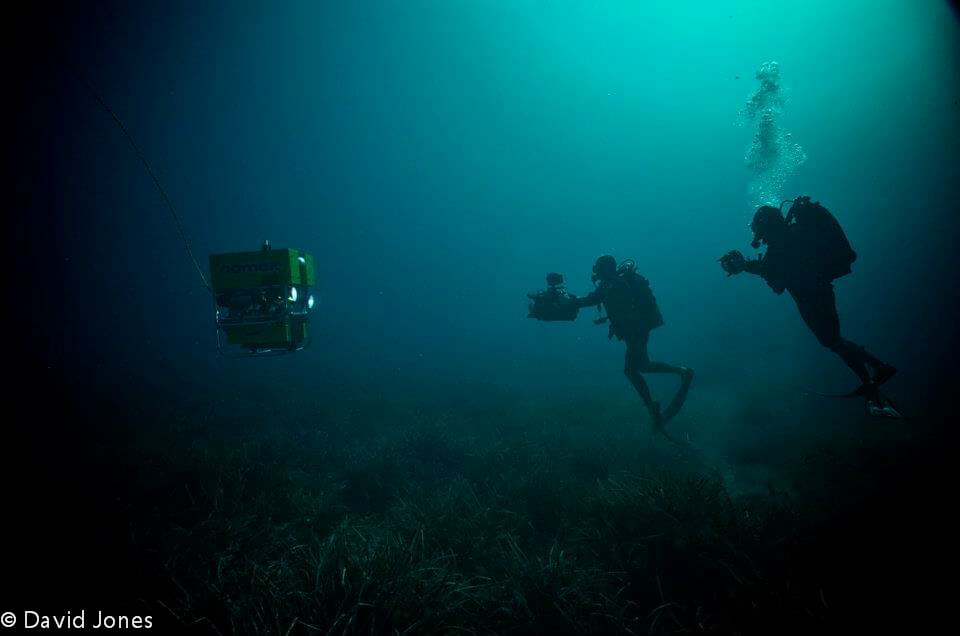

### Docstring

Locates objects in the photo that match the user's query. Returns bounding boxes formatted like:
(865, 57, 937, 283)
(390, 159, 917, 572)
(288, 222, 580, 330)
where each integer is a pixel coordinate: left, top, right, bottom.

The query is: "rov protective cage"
(208, 243, 315, 356)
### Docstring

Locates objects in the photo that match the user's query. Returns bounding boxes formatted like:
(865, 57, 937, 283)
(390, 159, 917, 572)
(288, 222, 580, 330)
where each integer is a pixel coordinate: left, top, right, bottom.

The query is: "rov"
(209, 240, 316, 355)
(75, 75, 319, 357)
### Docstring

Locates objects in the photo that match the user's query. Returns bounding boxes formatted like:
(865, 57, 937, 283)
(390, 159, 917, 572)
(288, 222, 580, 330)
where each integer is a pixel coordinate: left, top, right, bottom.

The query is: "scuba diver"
(719, 196, 900, 417)
(528, 256, 694, 436)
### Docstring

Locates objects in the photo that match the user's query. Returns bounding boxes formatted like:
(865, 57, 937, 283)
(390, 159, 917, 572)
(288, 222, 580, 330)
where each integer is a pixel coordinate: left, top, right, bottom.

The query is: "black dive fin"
(655, 424, 688, 447)
(662, 368, 695, 422)
(803, 384, 870, 399)
(807, 384, 909, 419)
(649, 402, 686, 447)
(866, 392, 909, 420)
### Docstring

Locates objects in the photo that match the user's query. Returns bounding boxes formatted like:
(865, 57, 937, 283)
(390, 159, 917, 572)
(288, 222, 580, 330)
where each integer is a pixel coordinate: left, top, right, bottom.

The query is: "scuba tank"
(784, 196, 857, 281)
(594, 259, 664, 337)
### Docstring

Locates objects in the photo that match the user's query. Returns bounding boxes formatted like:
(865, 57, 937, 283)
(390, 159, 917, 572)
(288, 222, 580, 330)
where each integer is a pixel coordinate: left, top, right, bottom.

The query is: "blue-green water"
(9, 1, 960, 633)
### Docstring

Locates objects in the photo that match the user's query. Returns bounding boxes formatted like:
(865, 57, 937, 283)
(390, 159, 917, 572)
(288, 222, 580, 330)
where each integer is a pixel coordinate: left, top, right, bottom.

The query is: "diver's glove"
(719, 250, 747, 276)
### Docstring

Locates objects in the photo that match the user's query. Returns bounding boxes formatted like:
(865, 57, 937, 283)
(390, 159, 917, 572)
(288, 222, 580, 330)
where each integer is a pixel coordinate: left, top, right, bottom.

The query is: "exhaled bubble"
(741, 61, 783, 122)
(741, 62, 804, 207)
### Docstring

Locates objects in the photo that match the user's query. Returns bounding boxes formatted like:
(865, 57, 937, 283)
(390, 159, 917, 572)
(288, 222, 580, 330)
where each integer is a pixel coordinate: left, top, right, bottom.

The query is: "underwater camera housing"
(209, 241, 316, 355)
(527, 272, 579, 322)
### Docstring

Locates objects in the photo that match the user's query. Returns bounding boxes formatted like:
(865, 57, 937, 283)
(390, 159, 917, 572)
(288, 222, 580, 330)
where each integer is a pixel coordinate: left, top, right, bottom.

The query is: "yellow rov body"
(208, 242, 315, 355)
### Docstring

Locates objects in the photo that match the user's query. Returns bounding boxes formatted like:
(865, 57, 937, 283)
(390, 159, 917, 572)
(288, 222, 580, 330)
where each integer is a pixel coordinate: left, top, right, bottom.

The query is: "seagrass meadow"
(7, 1, 960, 633)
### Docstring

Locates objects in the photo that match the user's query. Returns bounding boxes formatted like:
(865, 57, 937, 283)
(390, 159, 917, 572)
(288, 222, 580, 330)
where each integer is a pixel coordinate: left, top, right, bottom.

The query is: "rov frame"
(208, 242, 315, 356)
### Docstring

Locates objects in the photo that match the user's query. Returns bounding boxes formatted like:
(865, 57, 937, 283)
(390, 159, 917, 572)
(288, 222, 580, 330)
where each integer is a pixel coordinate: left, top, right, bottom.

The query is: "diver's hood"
(749, 205, 783, 250)
(592, 255, 617, 283)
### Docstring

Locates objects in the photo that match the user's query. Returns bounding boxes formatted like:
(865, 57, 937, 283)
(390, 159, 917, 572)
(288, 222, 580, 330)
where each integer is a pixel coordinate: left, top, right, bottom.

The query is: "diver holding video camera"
(528, 255, 694, 434)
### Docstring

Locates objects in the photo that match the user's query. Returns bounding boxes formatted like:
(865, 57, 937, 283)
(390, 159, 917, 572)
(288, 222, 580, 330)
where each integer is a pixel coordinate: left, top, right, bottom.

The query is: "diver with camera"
(528, 256, 694, 437)
(719, 196, 900, 417)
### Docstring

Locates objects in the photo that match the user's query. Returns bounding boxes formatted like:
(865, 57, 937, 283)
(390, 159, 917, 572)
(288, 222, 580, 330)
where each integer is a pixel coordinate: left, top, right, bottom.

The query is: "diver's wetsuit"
(743, 227, 890, 386)
(574, 271, 690, 424)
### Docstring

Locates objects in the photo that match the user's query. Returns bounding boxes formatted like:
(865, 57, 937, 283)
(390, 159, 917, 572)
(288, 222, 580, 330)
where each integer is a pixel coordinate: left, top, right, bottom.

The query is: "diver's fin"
(807, 384, 909, 419)
(662, 367, 695, 422)
(657, 427, 687, 446)
(649, 401, 689, 447)
(803, 384, 870, 399)
(866, 392, 908, 420)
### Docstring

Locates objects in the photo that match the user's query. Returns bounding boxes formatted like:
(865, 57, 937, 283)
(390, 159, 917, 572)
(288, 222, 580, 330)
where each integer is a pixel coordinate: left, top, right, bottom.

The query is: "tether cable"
(78, 69, 212, 294)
